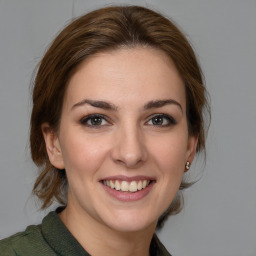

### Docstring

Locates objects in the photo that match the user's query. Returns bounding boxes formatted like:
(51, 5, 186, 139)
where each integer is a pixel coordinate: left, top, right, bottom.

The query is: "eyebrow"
(72, 99, 118, 111)
(144, 99, 183, 112)
(71, 98, 183, 112)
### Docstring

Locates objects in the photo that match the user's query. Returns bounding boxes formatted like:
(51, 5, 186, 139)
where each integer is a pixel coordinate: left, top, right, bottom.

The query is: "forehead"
(64, 46, 186, 109)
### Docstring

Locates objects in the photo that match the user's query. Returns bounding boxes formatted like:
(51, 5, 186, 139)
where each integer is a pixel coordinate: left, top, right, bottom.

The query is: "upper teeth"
(103, 180, 150, 192)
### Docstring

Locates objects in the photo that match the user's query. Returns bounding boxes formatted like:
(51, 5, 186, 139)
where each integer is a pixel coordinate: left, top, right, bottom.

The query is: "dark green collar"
(41, 208, 171, 256)
(42, 209, 90, 256)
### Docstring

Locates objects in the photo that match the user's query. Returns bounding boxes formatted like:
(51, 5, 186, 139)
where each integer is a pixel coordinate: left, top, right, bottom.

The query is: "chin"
(100, 209, 158, 233)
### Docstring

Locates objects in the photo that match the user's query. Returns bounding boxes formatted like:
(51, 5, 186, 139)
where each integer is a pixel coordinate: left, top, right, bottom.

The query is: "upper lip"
(100, 175, 156, 182)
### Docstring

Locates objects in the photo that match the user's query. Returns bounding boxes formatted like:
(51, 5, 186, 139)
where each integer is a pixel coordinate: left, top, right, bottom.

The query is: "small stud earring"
(185, 161, 190, 171)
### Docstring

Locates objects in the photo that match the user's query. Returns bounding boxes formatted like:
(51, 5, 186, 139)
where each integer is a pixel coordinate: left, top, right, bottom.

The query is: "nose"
(111, 125, 148, 168)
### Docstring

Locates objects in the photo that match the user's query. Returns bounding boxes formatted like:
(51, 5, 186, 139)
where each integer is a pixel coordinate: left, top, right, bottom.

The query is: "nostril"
(110, 131, 148, 167)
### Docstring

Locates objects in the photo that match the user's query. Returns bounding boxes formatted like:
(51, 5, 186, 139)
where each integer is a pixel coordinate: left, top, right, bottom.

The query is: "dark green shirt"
(0, 210, 171, 256)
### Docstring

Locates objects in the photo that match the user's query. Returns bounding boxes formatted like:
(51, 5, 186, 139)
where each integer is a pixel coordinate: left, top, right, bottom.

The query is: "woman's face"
(44, 47, 197, 232)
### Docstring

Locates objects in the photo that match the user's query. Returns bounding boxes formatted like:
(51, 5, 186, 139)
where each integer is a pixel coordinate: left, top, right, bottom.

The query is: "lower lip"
(101, 182, 155, 202)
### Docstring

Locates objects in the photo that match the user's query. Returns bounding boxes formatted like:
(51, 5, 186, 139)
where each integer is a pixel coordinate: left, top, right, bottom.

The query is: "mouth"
(101, 179, 152, 193)
(100, 176, 156, 202)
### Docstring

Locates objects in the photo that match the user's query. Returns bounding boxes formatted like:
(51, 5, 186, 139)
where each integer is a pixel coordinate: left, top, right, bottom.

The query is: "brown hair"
(30, 5, 210, 228)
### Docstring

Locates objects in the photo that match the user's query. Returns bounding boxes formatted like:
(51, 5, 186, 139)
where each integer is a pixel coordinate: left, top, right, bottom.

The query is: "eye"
(80, 114, 109, 127)
(146, 114, 176, 127)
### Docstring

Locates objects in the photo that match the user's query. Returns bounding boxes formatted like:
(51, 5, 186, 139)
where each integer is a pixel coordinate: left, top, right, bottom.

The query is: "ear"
(185, 135, 199, 168)
(41, 123, 65, 169)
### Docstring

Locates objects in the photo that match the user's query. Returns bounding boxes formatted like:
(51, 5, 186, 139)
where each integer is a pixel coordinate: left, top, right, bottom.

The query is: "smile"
(100, 175, 156, 201)
(102, 180, 151, 193)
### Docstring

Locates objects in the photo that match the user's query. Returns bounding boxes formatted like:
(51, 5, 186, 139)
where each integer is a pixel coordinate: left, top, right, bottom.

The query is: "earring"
(185, 161, 190, 171)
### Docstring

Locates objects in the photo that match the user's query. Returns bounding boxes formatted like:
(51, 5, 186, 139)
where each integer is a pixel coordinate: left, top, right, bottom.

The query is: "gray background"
(0, 0, 255, 255)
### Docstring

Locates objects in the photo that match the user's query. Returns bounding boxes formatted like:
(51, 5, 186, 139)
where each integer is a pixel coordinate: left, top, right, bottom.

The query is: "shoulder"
(150, 233, 172, 256)
(0, 234, 17, 256)
(0, 224, 55, 256)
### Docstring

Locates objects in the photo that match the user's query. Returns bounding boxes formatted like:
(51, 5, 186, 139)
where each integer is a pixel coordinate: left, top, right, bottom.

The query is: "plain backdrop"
(0, 0, 255, 255)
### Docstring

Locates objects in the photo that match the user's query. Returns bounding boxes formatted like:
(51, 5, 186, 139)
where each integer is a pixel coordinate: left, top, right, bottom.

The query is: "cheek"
(149, 133, 188, 170)
(60, 132, 109, 177)
(147, 132, 188, 196)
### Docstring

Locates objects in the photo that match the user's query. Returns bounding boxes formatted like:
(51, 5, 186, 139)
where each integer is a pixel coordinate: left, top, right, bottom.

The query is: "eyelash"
(80, 114, 109, 128)
(80, 113, 176, 128)
(146, 114, 177, 127)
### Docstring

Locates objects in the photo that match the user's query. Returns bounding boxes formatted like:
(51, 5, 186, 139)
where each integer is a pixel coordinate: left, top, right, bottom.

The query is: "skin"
(42, 46, 198, 256)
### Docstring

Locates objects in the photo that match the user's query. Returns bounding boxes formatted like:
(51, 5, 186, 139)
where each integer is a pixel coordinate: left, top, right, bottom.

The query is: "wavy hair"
(30, 5, 210, 228)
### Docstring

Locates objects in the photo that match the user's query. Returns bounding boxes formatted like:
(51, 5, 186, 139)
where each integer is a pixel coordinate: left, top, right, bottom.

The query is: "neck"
(59, 204, 156, 256)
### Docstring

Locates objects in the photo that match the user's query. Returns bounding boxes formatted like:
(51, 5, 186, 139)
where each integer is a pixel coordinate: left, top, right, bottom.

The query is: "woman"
(0, 5, 210, 256)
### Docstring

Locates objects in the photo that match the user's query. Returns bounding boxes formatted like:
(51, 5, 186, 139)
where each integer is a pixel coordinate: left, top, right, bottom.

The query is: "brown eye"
(80, 114, 108, 127)
(147, 114, 176, 127)
(152, 116, 164, 125)
(90, 117, 103, 125)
